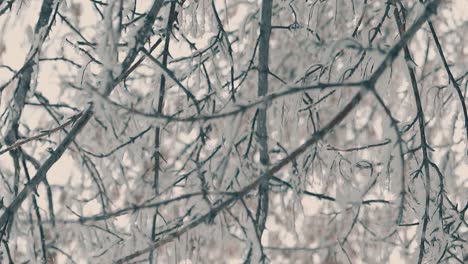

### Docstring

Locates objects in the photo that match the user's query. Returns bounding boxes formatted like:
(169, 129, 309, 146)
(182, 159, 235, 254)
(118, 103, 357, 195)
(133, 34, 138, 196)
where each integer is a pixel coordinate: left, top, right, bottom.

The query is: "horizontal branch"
(97, 81, 364, 122)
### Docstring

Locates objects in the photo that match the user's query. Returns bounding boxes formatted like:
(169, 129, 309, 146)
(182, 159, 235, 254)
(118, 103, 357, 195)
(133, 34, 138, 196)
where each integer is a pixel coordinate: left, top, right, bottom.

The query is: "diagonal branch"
(0, 112, 83, 156)
(427, 19, 468, 147)
(0, 0, 166, 231)
(114, 1, 442, 262)
(0, 106, 93, 228)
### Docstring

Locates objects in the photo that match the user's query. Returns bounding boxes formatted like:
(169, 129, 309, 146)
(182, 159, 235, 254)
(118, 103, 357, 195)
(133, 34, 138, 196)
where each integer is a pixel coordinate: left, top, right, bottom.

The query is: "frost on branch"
(0, 0, 465, 263)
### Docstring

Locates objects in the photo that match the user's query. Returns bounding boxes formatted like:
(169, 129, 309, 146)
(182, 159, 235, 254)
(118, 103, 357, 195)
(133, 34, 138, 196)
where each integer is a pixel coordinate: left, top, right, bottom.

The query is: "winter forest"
(0, 0, 466, 263)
